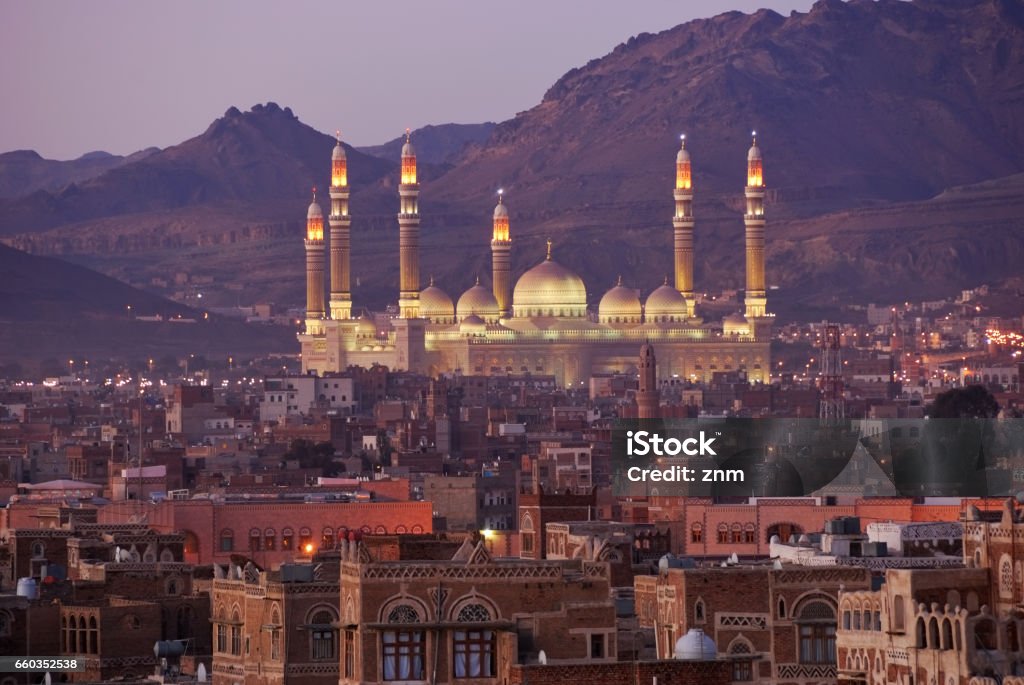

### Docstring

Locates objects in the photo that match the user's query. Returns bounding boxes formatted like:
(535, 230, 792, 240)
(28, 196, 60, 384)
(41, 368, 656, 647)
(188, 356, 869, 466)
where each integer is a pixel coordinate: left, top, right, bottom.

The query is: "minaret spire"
(329, 131, 352, 319)
(637, 341, 660, 420)
(304, 190, 326, 334)
(398, 129, 421, 318)
(491, 189, 512, 318)
(743, 129, 769, 321)
(673, 133, 696, 318)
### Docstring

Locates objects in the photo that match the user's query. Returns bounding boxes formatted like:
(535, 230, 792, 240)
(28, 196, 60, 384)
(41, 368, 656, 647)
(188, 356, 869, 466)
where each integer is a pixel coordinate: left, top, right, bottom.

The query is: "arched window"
(299, 527, 312, 551)
(454, 603, 495, 678)
(219, 529, 233, 553)
(852, 610, 861, 630)
(690, 523, 703, 544)
(281, 528, 294, 551)
(730, 523, 742, 543)
(77, 616, 87, 653)
(694, 599, 706, 624)
(862, 610, 871, 632)
(941, 619, 953, 650)
(728, 640, 753, 681)
(216, 607, 227, 653)
(166, 577, 179, 595)
(31, 541, 46, 558)
(310, 609, 337, 660)
(915, 617, 927, 649)
(796, 600, 836, 664)
(1000, 555, 1014, 598)
(743, 523, 756, 544)
(929, 617, 940, 649)
(777, 597, 786, 619)
(231, 609, 242, 655)
(89, 616, 99, 653)
(249, 528, 261, 551)
(383, 605, 425, 681)
(842, 610, 851, 630)
(893, 595, 906, 631)
(264, 528, 276, 551)
(322, 527, 335, 550)
(717, 524, 729, 544)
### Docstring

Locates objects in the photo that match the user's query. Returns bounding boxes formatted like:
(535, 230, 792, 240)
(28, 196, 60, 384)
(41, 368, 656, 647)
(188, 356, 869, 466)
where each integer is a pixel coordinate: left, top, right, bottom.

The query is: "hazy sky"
(1, 1, 818, 159)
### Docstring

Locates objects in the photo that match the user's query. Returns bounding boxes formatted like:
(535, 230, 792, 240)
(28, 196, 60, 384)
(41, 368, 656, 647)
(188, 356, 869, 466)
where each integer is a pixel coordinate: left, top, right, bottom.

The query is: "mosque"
(298, 132, 773, 386)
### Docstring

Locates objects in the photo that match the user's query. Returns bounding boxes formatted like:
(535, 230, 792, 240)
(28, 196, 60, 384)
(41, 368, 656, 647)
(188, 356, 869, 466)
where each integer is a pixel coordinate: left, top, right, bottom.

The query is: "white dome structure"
(674, 628, 717, 660)
(420, 278, 455, 324)
(457, 278, 500, 323)
(459, 314, 487, 336)
(599, 277, 642, 326)
(723, 312, 751, 336)
(512, 241, 587, 319)
(307, 200, 323, 219)
(645, 279, 688, 323)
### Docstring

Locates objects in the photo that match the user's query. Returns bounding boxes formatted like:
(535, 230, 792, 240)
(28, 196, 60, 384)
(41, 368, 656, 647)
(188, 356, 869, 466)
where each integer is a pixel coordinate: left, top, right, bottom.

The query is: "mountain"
(0, 102, 397, 237)
(358, 123, 496, 166)
(0, 147, 159, 199)
(0, 243, 295, 362)
(2, 0, 1024, 319)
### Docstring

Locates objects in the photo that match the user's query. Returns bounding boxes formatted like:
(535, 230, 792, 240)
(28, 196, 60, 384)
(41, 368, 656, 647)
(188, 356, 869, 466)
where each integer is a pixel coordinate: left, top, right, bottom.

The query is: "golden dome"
(599, 277, 641, 326)
(459, 314, 487, 335)
(645, 279, 688, 323)
(723, 312, 751, 336)
(354, 314, 376, 338)
(457, 278, 500, 323)
(420, 279, 455, 324)
(512, 241, 587, 318)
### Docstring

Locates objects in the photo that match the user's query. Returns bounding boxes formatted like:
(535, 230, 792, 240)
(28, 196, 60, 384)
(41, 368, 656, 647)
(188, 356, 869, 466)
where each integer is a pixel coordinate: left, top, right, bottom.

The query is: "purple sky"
(1, 1, 817, 159)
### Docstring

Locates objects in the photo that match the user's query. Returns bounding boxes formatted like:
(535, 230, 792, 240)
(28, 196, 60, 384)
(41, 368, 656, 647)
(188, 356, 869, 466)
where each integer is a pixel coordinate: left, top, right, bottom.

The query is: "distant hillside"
(0, 243, 295, 361)
(0, 147, 158, 199)
(2, 0, 1024, 321)
(0, 103, 397, 236)
(358, 123, 496, 165)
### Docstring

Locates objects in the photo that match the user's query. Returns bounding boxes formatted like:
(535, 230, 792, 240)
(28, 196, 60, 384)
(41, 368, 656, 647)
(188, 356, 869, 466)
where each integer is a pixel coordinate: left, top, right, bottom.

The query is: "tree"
(928, 385, 1000, 419)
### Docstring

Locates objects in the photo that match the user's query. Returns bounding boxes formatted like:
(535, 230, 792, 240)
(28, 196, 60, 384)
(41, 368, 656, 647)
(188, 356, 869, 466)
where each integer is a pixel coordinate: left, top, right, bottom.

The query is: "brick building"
(518, 488, 596, 560)
(635, 563, 870, 683)
(836, 499, 1024, 684)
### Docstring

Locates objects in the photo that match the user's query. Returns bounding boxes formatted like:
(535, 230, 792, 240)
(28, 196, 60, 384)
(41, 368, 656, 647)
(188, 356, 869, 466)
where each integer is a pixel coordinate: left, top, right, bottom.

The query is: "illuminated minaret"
(491, 190, 512, 319)
(637, 341, 660, 420)
(398, 130, 421, 318)
(328, 132, 352, 319)
(673, 134, 695, 318)
(744, 131, 768, 319)
(304, 188, 326, 335)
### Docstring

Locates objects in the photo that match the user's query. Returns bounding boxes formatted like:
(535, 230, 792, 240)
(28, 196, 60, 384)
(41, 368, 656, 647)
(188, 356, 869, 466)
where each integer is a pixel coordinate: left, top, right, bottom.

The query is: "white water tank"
(16, 577, 37, 600)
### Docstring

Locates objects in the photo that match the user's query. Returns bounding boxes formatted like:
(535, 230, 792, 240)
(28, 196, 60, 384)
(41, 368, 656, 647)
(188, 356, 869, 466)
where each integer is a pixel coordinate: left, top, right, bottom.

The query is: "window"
(249, 528, 261, 551)
(691, 524, 703, 544)
(384, 605, 425, 681)
(271, 630, 281, 660)
(743, 524, 756, 544)
(322, 527, 335, 550)
(219, 529, 234, 552)
(590, 633, 605, 659)
(299, 527, 312, 551)
(216, 616, 227, 653)
(310, 610, 337, 660)
(718, 524, 729, 544)
(695, 600, 706, 624)
(729, 641, 753, 681)
(777, 597, 786, 620)
(264, 528, 276, 551)
(344, 629, 355, 677)
(797, 601, 836, 664)
(454, 604, 495, 678)
(281, 528, 293, 551)
(231, 610, 242, 655)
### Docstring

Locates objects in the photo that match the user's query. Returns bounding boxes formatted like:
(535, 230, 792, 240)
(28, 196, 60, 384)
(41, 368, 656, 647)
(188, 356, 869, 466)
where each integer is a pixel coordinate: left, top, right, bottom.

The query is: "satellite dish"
(538, 650, 547, 665)
(196, 663, 207, 682)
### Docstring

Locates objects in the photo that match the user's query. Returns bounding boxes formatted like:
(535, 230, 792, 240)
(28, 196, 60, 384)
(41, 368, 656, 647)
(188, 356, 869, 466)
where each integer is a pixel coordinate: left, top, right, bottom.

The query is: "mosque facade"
(299, 132, 772, 387)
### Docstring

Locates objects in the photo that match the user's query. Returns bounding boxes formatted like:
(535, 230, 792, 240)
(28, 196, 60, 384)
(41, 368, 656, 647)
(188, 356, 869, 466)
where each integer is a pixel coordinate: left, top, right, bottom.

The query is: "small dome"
(674, 628, 717, 660)
(354, 314, 375, 338)
(645, 280, 688, 323)
(512, 242, 588, 319)
(494, 198, 508, 219)
(748, 132, 762, 161)
(723, 313, 750, 336)
(307, 201, 323, 220)
(402, 140, 415, 157)
(677, 137, 690, 163)
(459, 314, 487, 335)
(457, 279, 500, 323)
(332, 140, 346, 160)
(420, 280, 455, 324)
(599, 277, 641, 325)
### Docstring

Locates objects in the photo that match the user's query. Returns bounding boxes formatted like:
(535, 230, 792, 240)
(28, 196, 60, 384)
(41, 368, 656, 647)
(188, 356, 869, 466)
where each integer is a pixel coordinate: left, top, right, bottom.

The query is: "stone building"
(635, 562, 870, 684)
